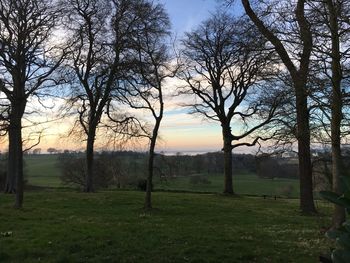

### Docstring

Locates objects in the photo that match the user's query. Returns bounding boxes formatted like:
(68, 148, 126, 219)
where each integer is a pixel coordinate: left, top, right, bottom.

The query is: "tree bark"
(222, 126, 234, 194)
(295, 81, 316, 213)
(4, 127, 17, 194)
(144, 119, 161, 210)
(331, 135, 345, 226)
(14, 120, 24, 209)
(242, 0, 316, 213)
(85, 125, 96, 192)
(326, 0, 345, 227)
(6, 98, 26, 208)
(0, 0, 62, 208)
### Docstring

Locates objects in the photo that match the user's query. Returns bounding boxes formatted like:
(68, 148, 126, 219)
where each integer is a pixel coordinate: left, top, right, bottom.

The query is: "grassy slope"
(0, 190, 331, 263)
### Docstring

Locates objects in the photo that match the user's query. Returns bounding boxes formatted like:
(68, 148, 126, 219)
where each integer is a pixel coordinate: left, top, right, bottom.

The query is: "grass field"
(155, 174, 300, 198)
(24, 155, 300, 198)
(25, 155, 62, 188)
(0, 190, 332, 262)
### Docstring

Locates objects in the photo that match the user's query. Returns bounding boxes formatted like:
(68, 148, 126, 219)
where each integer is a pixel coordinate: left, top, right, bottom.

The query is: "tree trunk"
(295, 81, 316, 214)
(14, 121, 24, 209)
(222, 126, 234, 194)
(4, 127, 17, 194)
(85, 126, 96, 192)
(6, 99, 25, 208)
(144, 142, 155, 210)
(116, 172, 121, 189)
(331, 138, 345, 226)
(144, 120, 161, 210)
(326, 0, 345, 227)
(242, 0, 316, 214)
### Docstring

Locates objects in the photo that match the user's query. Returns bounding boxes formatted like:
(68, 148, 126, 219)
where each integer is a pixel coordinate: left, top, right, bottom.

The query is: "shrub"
(189, 175, 211, 185)
(125, 178, 152, 192)
(58, 154, 114, 190)
(277, 184, 294, 198)
(59, 155, 86, 188)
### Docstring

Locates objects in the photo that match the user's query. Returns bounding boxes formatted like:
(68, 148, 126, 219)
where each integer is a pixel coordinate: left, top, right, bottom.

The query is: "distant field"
(155, 174, 300, 198)
(0, 190, 332, 262)
(24, 154, 300, 197)
(24, 154, 62, 187)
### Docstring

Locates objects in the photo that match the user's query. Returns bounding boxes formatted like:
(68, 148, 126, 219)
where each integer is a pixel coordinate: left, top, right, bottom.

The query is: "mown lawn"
(0, 190, 332, 262)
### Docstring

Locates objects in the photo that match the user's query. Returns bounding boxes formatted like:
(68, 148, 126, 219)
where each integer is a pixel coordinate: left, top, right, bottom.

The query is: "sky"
(160, 0, 220, 37)
(153, 0, 245, 153)
(151, 0, 221, 153)
(1, 0, 249, 155)
(160, 0, 243, 37)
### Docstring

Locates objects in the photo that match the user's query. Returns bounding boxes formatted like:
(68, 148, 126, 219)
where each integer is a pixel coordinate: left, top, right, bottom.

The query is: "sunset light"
(1, 0, 349, 262)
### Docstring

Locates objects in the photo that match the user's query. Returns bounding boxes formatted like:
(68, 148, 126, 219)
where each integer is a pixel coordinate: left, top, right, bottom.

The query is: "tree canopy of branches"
(62, 0, 161, 192)
(0, 0, 65, 208)
(251, 0, 350, 218)
(308, 0, 350, 226)
(63, 0, 117, 192)
(179, 13, 282, 194)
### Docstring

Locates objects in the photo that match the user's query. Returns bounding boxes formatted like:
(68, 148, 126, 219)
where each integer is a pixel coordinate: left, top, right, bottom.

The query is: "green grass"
(0, 190, 332, 262)
(24, 155, 62, 187)
(24, 155, 300, 198)
(155, 173, 300, 197)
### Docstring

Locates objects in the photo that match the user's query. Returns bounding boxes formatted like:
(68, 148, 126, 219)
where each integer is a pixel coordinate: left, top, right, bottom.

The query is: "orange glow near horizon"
(0, 126, 224, 153)
(0, 121, 261, 155)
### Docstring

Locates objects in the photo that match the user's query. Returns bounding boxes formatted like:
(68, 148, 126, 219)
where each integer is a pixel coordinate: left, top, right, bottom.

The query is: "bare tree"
(179, 14, 281, 194)
(0, 0, 65, 208)
(309, 0, 350, 226)
(62, 0, 149, 192)
(239, 0, 317, 213)
(324, 0, 348, 227)
(62, 0, 113, 192)
(117, 0, 173, 210)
